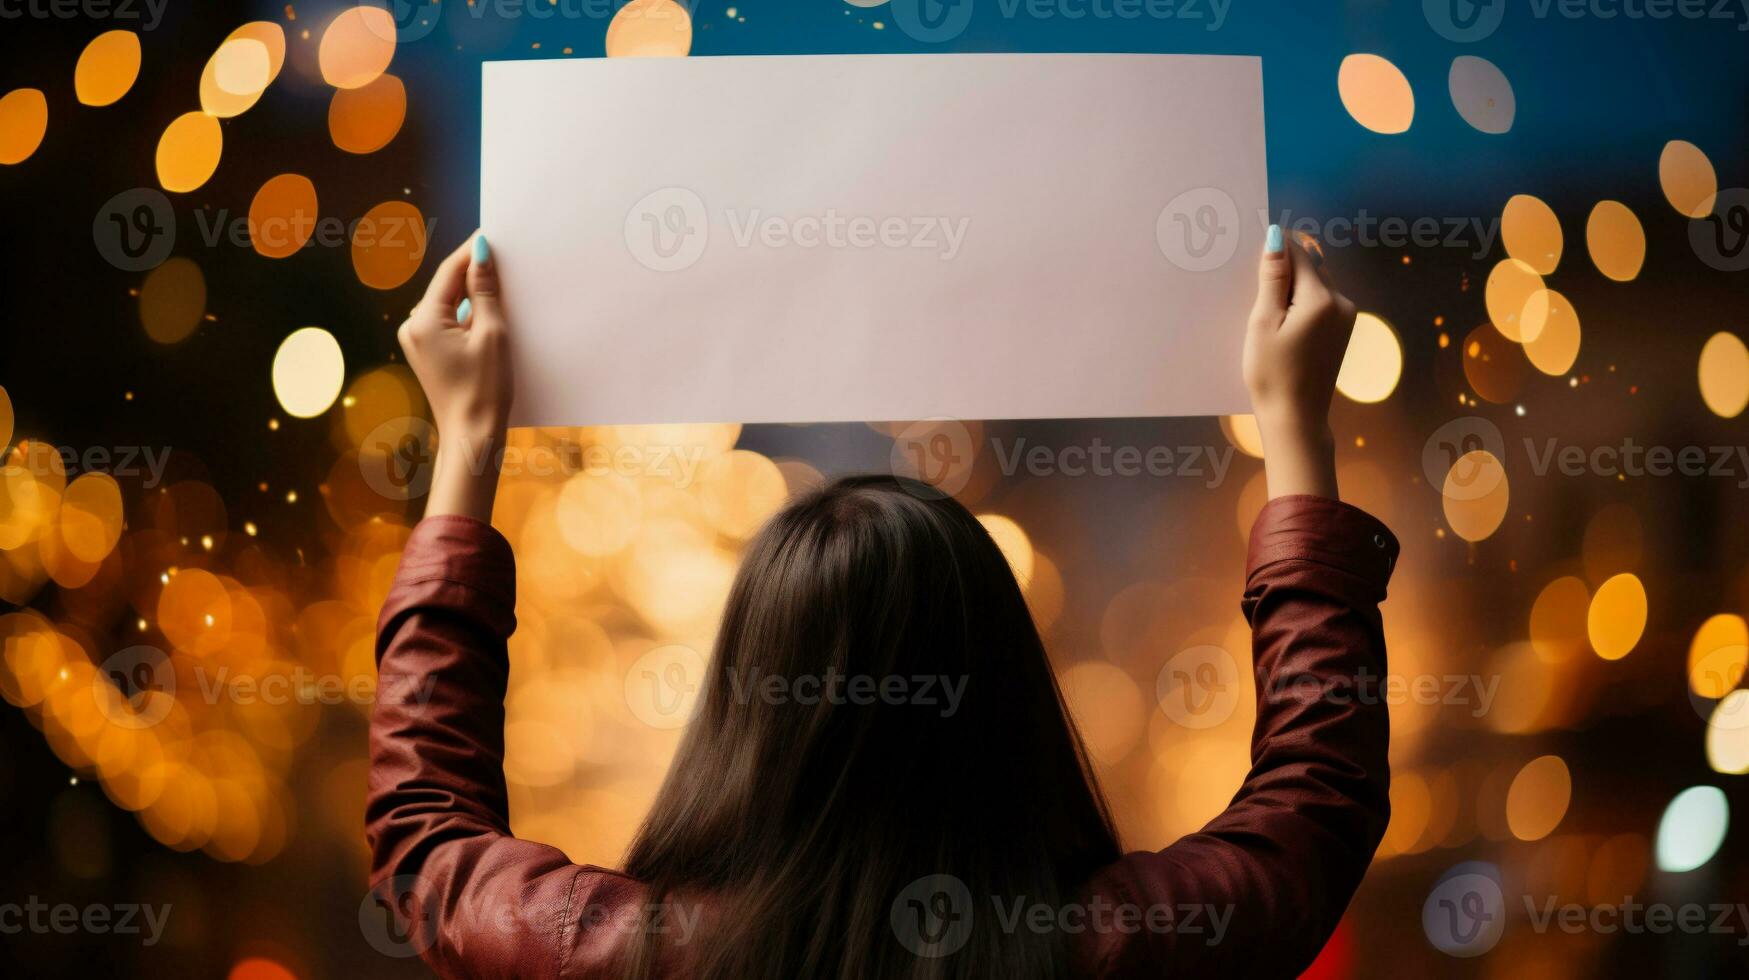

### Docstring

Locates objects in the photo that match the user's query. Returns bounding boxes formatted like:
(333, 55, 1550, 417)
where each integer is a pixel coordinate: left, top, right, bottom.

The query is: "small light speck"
(244, 521, 258, 537)
(1515, 404, 1526, 417)
(69, 776, 78, 786)
(268, 418, 280, 431)
(873, 21, 885, 29)
(286, 490, 299, 504)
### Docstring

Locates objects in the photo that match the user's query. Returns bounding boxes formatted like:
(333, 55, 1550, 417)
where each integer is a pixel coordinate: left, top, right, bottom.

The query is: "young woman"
(366, 227, 1396, 978)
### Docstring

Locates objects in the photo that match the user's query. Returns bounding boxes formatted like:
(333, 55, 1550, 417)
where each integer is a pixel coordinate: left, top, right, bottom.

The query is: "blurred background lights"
(1442, 450, 1509, 542)
(1447, 56, 1515, 135)
(271, 327, 346, 419)
(1587, 573, 1647, 660)
(1462, 322, 1526, 404)
(138, 257, 208, 345)
(154, 111, 223, 194)
(1500, 195, 1562, 276)
(197, 24, 284, 118)
(1506, 755, 1571, 841)
(318, 6, 398, 89)
(328, 73, 406, 154)
(1334, 312, 1402, 403)
(1057, 660, 1144, 765)
(605, 0, 695, 57)
(1688, 614, 1749, 699)
(74, 30, 141, 107)
(350, 201, 428, 290)
(1218, 414, 1265, 459)
(1659, 140, 1718, 218)
(1585, 201, 1646, 282)
(0, 384, 11, 450)
(1698, 332, 1749, 418)
(1484, 258, 1547, 343)
(1655, 786, 1729, 873)
(0, 88, 48, 165)
(248, 174, 319, 259)
(1337, 54, 1414, 134)
(1706, 692, 1749, 775)
(1521, 288, 1581, 376)
(1529, 576, 1590, 663)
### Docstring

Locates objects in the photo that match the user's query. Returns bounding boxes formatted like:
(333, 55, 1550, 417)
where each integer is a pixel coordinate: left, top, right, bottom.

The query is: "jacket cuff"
(376, 515, 518, 642)
(1247, 495, 1399, 588)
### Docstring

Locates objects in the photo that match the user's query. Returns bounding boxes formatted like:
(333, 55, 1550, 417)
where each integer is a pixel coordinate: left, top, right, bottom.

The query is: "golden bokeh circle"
(155, 111, 223, 194)
(605, 0, 695, 57)
(248, 174, 318, 259)
(350, 201, 428, 290)
(1522, 289, 1581, 376)
(1698, 332, 1749, 419)
(139, 257, 207, 345)
(328, 73, 406, 155)
(1505, 754, 1571, 842)
(1442, 450, 1509, 542)
(1586, 200, 1646, 282)
(1688, 614, 1748, 700)
(1335, 312, 1403, 404)
(272, 327, 346, 419)
(319, 6, 398, 89)
(0, 88, 49, 165)
(1484, 258, 1546, 343)
(1659, 140, 1718, 218)
(75, 30, 142, 107)
(1500, 194, 1562, 276)
(1587, 573, 1647, 661)
(1337, 54, 1414, 135)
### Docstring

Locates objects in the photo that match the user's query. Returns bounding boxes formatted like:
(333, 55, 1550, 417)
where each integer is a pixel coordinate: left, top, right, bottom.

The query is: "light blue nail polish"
(1265, 224, 1284, 254)
(472, 234, 491, 265)
(456, 298, 472, 323)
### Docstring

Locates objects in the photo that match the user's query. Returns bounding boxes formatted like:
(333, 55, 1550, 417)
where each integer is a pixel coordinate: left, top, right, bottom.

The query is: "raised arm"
(1079, 229, 1394, 976)
(366, 235, 646, 977)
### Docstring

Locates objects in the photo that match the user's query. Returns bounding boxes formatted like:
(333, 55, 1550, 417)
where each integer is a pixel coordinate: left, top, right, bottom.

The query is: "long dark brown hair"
(621, 474, 1119, 977)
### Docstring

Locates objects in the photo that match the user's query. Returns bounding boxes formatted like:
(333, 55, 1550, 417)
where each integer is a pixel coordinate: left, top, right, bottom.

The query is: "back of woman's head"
(624, 474, 1119, 978)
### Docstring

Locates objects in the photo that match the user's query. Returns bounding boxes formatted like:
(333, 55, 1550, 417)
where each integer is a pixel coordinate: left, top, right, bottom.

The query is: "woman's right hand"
(1241, 225, 1358, 500)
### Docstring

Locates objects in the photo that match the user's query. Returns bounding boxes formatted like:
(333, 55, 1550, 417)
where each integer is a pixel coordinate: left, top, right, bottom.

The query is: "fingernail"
(1265, 224, 1284, 255)
(456, 298, 472, 323)
(472, 234, 491, 266)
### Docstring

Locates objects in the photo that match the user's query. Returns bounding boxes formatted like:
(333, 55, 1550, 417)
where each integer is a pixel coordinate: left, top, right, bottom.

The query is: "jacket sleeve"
(1087, 494, 1397, 977)
(365, 515, 637, 979)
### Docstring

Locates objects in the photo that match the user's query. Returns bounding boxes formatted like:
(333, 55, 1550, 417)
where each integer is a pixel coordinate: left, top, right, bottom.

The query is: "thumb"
(464, 232, 503, 323)
(1249, 224, 1292, 330)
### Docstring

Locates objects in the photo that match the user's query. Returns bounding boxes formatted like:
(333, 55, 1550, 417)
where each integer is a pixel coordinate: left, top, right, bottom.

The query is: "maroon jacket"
(367, 495, 1397, 977)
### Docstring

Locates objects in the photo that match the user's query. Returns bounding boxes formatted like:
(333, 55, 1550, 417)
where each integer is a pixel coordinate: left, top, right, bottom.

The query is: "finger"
(463, 232, 503, 326)
(418, 237, 474, 312)
(1249, 224, 1293, 331)
(1285, 236, 1332, 312)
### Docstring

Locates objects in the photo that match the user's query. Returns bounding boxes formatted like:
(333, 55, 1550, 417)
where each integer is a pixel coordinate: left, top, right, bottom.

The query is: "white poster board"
(482, 53, 1266, 425)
